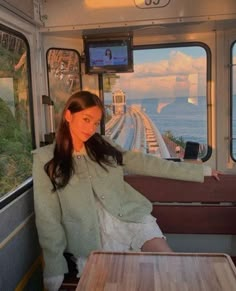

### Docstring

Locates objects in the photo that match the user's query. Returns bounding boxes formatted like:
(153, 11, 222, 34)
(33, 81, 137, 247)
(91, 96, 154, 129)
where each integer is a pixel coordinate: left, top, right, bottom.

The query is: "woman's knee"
(141, 237, 173, 252)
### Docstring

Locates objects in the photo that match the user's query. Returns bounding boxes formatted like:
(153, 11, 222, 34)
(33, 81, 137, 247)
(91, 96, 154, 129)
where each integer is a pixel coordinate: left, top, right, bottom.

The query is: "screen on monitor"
(84, 37, 133, 74)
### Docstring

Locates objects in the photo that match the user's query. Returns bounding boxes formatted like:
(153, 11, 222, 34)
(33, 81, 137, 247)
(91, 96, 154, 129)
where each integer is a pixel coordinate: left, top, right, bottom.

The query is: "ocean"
(106, 95, 236, 156)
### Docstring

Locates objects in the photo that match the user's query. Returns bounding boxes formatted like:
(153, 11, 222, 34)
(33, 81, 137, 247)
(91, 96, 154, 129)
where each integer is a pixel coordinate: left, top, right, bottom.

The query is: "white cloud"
(115, 50, 207, 98)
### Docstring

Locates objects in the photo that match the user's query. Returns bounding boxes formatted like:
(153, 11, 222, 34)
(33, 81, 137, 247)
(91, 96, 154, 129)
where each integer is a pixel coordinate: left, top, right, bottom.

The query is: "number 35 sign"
(134, 0, 171, 9)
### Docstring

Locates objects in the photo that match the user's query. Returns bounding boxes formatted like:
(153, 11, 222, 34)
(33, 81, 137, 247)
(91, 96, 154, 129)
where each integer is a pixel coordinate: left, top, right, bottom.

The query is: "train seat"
(58, 174, 236, 290)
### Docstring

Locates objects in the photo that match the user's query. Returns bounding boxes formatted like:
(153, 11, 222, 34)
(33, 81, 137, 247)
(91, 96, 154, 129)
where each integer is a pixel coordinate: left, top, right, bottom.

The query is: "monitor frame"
(84, 36, 134, 74)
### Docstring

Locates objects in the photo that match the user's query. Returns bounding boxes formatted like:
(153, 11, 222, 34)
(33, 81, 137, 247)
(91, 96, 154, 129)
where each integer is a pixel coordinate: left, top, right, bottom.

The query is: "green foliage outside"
(163, 130, 186, 148)
(0, 40, 33, 198)
(0, 47, 15, 75)
(0, 98, 32, 197)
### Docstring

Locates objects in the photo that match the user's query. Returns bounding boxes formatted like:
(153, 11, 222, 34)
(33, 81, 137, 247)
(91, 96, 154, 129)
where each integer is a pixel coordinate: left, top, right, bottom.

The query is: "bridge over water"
(105, 104, 171, 158)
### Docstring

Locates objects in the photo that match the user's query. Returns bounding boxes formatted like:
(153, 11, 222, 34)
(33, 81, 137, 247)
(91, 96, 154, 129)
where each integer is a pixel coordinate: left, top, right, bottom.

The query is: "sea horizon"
(105, 95, 236, 156)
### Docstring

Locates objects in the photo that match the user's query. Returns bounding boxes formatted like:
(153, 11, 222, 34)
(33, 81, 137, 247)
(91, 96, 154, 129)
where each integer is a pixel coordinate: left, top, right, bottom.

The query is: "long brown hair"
(44, 91, 123, 191)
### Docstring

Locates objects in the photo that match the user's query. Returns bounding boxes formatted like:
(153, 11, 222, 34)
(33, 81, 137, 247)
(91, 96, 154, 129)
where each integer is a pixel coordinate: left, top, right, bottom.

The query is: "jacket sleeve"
(32, 149, 68, 277)
(122, 150, 205, 182)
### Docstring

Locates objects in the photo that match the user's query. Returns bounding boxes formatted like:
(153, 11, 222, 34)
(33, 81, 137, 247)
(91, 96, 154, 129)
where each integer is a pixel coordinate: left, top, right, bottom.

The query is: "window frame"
(230, 40, 236, 162)
(104, 41, 212, 160)
(0, 24, 35, 208)
(45, 47, 83, 136)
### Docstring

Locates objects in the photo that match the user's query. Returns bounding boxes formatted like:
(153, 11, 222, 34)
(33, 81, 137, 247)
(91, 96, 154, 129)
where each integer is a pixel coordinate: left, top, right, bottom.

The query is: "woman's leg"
(141, 237, 173, 252)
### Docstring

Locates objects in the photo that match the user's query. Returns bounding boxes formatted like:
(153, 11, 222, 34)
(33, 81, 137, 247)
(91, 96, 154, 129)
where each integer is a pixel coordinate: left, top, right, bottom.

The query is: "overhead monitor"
(84, 36, 134, 74)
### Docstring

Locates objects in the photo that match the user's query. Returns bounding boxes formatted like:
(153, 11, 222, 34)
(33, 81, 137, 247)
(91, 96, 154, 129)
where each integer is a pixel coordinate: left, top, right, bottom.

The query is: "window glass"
(0, 27, 33, 198)
(104, 45, 208, 159)
(232, 44, 236, 159)
(47, 48, 82, 130)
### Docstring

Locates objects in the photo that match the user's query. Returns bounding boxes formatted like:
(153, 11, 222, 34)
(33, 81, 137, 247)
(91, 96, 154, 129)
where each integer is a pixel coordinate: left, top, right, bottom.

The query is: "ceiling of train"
(40, 18, 236, 40)
(1, 0, 235, 38)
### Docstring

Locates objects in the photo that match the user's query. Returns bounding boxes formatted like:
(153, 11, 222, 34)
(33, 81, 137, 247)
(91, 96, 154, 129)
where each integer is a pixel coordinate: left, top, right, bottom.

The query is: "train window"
(0, 25, 34, 200)
(103, 44, 209, 159)
(46, 48, 82, 130)
(231, 42, 236, 160)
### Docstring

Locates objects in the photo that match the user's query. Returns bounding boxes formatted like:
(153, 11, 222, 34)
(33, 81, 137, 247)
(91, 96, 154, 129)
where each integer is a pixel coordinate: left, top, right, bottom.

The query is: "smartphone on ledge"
(183, 141, 200, 160)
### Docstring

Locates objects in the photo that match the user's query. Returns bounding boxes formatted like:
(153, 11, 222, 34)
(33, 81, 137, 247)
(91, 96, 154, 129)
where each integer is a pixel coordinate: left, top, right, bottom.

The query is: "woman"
(104, 48, 113, 65)
(33, 91, 220, 291)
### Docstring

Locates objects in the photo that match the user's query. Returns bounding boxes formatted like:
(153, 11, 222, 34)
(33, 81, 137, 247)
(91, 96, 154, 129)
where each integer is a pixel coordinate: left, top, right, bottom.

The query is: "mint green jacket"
(32, 140, 205, 277)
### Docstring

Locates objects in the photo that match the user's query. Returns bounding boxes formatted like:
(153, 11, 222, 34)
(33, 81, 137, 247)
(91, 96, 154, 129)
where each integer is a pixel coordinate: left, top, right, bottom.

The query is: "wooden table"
(76, 252, 236, 291)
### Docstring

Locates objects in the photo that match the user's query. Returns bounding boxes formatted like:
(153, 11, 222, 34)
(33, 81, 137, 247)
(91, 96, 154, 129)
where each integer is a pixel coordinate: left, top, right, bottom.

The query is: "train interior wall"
(0, 188, 43, 291)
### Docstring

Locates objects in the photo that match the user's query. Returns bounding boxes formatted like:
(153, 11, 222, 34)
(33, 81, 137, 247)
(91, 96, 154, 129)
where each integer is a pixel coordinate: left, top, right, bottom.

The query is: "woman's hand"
(211, 169, 222, 181)
(203, 165, 222, 181)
